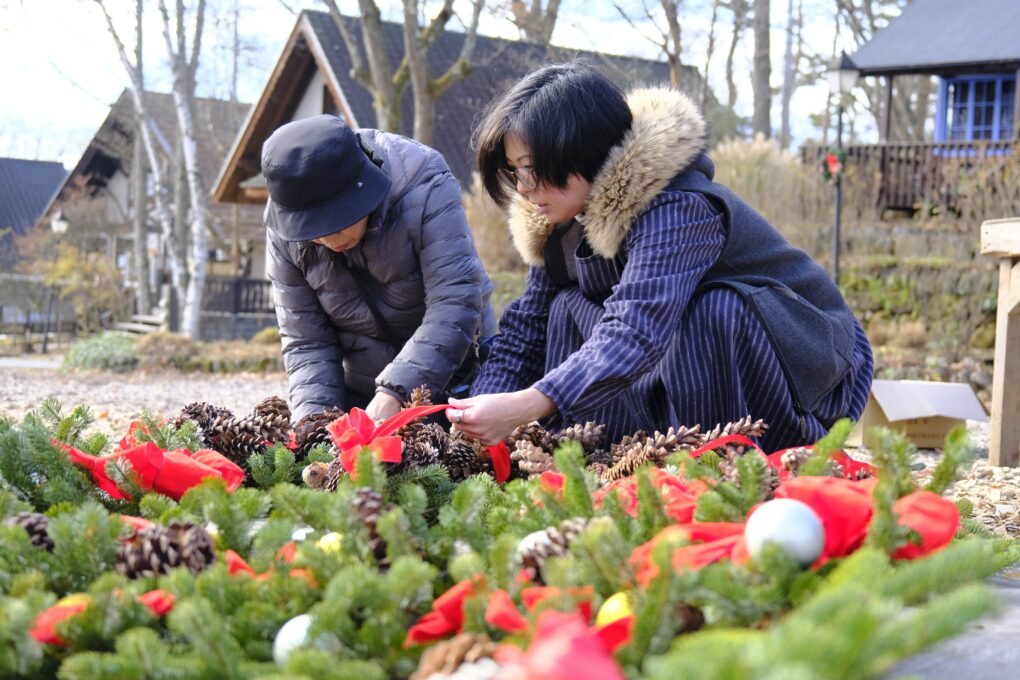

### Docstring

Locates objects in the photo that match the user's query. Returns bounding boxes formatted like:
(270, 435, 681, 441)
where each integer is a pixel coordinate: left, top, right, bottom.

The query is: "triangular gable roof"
(850, 0, 1020, 76)
(0, 157, 66, 267)
(870, 379, 988, 422)
(215, 10, 705, 203)
(45, 89, 251, 219)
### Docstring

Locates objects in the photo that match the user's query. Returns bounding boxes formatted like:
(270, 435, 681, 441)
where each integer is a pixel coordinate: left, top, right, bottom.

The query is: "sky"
(0, 0, 872, 169)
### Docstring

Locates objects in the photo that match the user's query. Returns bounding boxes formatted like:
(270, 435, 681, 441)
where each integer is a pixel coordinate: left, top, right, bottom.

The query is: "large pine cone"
(174, 402, 235, 447)
(117, 520, 215, 579)
(6, 512, 53, 551)
(293, 407, 343, 460)
(698, 416, 768, 445)
(515, 517, 587, 584)
(506, 422, 556, 453)
(410, 632, 499, 680)
(396, 386, 435, 440)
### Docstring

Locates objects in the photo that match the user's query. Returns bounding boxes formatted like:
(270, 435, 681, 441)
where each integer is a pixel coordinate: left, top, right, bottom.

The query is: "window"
(936, 74, 1016, 142)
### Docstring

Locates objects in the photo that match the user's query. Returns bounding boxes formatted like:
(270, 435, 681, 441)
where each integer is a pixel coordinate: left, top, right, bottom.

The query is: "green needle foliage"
(0, 403, 1014, 680)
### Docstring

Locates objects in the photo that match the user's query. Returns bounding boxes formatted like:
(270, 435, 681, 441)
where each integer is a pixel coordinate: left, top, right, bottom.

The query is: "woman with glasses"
(445, 62, 873, 453)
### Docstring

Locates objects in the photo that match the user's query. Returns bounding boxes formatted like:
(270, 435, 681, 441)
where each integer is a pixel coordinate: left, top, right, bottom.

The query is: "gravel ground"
(1, 364, 1015, 535)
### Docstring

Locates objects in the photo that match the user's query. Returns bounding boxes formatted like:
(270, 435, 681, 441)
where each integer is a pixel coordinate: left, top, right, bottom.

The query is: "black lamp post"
(41, 210, 69, 354)
(826, 52, 859, 287)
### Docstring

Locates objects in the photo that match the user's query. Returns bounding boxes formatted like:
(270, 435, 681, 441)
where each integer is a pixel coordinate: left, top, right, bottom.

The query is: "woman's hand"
(447, 388, 557, 445)
(366, 392, 402, 422)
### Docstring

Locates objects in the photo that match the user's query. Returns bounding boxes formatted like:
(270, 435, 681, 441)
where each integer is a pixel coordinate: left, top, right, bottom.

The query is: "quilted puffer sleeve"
(374, 171, 487, 399)
(266, 228, 345, 421)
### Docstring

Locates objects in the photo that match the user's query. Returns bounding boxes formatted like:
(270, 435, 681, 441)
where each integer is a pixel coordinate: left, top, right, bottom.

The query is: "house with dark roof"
(812, 0, 1019, 214)
(214, 10, 715, 205)
(0, 157, 66, 267)
(40, 88, 264, 272)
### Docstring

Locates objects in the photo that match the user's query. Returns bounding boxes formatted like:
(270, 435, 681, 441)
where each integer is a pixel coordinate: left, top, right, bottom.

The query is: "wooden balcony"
(802, 140, 1016, 214)
(202, 276, 275, 315)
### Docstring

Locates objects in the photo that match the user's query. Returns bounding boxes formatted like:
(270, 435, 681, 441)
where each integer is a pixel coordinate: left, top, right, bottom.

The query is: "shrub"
(250, 325, 281, 345)
(184, 340, 283, 373)
(134, 332, 199, 370)
(62, 333, 139, 372)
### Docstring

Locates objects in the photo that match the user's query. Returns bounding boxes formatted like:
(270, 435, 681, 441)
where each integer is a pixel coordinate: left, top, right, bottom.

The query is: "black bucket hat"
(261, 115, 391, 242)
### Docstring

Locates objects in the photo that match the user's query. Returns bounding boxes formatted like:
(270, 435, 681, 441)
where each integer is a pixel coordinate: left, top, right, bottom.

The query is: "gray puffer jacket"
(267, 129, 496, 421)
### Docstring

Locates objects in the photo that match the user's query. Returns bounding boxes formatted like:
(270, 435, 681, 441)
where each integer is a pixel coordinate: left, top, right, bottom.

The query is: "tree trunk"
(94, 0, 185, 313)
(509, 0, 560, 46)
(132, 0, 150, 315)
(701, 0, 720, 109)
(358, 0, 402, 132)
(661, 0, 683, 87)
(159, 0, 209, 339)
(779, 0, 796, 149)
(751, 0, 771, 138)
(725, 0, 747, 110)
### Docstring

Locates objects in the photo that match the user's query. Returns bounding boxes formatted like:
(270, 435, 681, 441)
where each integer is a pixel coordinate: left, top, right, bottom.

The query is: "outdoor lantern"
(827, 52, 859, 98)
(50, 210, 70, 236)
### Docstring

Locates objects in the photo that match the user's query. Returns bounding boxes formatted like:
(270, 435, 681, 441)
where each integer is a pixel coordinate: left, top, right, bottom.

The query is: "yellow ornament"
(56, 593, 92, 608)
(316, 531, 344, 556)
(595, 591, 633, 627)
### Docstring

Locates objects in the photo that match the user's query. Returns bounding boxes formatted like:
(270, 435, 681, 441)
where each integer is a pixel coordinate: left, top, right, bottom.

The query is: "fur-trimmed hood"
(507, 88, 708, 265)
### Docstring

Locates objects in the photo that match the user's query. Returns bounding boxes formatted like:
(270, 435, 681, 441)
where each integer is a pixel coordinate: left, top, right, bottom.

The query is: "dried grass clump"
(462, 172, 525, 273)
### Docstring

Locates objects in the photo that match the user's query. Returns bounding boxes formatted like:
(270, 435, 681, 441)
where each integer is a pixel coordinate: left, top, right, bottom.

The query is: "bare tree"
(94, 0, 185, 320)
(778, 0, 803, 149)
(701, 0, 721, 109)
(723, 0, 749, 110)
(404, 0, 486, 145)
(613, 1, 684, 87)
(131, 0, 151, 315)
(508, 0, 561, 46)
(751, 0, 771, 138)
(157, 0, 210, 339)
(835, 0, 929, 141)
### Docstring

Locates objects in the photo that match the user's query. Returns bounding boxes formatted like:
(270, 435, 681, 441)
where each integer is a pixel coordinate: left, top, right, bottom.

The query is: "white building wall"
(290, 69, 326, 122)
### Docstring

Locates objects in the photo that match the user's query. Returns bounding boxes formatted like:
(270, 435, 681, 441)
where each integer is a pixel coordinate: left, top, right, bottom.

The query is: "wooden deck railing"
(202, 276, 275, 314)
(802, 140, 1015, 213)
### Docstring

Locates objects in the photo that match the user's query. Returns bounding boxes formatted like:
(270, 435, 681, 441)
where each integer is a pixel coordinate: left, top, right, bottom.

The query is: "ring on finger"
(451, 409, 463, 424)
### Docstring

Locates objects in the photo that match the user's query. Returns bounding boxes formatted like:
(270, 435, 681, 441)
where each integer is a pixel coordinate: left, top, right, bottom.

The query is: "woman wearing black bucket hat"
(263, 115, 496, 423)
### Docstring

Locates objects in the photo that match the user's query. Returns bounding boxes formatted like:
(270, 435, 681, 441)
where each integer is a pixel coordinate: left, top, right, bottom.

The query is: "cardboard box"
(847, 380, 988, 449)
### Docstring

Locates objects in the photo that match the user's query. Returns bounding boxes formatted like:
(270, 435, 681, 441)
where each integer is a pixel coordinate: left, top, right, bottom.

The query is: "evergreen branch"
(799, 418, 854, 476)
(553, 441, 595, 519)
(925, 425, 970, 495)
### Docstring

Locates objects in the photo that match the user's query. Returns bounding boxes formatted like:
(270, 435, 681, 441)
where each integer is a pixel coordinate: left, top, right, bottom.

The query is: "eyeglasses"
(500, 165, 538, 191)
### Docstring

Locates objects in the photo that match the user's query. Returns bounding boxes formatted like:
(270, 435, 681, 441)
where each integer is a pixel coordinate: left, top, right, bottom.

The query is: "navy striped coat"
(472, 88, 873, 451)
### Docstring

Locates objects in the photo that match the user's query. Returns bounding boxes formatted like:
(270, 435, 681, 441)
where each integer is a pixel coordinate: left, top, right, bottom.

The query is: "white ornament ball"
(273, 614, 313, 668)
(744, 498, 825, 567)
(291, 526, 315, 542)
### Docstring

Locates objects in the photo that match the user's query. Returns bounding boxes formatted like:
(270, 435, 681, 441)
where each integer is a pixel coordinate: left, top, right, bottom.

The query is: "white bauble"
(744, 498, 825, 567)
(291, 526, 315, 542)
(273, 614, 313, 668)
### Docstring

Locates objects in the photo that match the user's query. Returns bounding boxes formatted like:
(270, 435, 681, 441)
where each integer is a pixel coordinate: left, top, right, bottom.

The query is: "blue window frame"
(935, 74, 1015, 142)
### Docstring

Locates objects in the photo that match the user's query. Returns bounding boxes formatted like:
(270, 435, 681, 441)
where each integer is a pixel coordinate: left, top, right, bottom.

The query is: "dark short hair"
(472, 61, 633, 207)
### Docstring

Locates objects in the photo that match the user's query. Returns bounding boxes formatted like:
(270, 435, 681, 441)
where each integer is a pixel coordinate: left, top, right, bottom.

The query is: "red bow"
(495, 611, 627, 680)
(404, 576, 485, 646)
(59, 440, 244, 501)
(31, 589, 175, 646)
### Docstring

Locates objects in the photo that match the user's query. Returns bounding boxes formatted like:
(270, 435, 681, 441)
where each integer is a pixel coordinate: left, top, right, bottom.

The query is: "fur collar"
(507, 87, 708, 265)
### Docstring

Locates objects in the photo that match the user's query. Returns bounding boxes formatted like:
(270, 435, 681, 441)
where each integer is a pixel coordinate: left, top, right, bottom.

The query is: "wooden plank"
(113, 322, 162, 335)
(989, 256, 1020, 466)
(981, 218, 1020, 257)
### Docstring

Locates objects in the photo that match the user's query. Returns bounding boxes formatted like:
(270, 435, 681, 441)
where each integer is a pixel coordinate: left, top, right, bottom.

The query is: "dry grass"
(462, 172, 526, 273)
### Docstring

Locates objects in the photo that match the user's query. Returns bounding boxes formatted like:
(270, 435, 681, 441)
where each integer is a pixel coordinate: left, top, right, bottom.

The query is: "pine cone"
(241, 397, 291, 445)
(400, 422, 448, 471)
(411, 632, 499, 680)
(444, 429, 487, 481)
(515, 517, 587, 584)
(252, 396, 290, 420)
(698, 416, 769, 445)
(718, 446, 780, 499)
(116, 520, 215, 579)
(506, 422, 556, 453)
(6, 511, 53, 550)
(511, 440, 556, 478)
(174, 402, 235, 447)
(293, 407, 344, 459)
(779, 447, 812, 476)
(554, 421, 606, 454)
(394, 386, 435, 439)
(352, 487, 388, 562)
